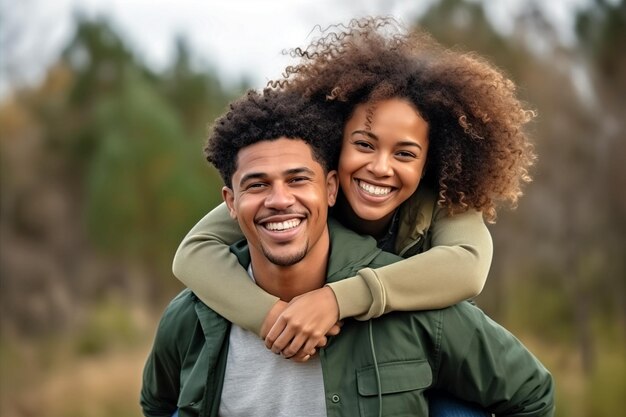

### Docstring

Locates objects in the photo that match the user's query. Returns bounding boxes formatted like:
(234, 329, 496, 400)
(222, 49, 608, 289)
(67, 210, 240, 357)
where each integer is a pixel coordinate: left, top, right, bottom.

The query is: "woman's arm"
(328, 208, 493, 320)
(266, 208, 492, 356)
(172, 203, 279, 335)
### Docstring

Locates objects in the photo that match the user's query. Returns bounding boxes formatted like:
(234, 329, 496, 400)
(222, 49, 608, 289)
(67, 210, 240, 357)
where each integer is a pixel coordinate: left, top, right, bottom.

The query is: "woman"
(173, 17, 535, 415)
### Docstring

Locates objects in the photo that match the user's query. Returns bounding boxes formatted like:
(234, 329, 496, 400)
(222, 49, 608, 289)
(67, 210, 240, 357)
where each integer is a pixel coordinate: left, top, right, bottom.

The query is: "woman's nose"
(368, 155, 392, 177)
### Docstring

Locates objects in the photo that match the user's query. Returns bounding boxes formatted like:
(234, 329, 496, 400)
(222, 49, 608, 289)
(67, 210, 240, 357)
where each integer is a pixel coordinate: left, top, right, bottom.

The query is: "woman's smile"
(356, 179, 394, 196)
(338, 98, 429, 228)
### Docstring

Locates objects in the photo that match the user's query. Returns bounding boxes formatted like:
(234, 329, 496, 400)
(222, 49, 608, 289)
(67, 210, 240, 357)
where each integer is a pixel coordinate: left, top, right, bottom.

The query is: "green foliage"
(417, 0, 530, 81)
(85, 69, 218, 258)
(586, 344, 626, 417)
(51, 18, 229, 289)
(576, 0, 626, 75)
(75, 299, 141, 356)
(503, 268, 576, 343)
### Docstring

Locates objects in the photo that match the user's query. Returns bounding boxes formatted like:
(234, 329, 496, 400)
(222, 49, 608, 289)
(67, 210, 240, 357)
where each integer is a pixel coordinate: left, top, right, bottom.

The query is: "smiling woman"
(337, 98, 430, 238)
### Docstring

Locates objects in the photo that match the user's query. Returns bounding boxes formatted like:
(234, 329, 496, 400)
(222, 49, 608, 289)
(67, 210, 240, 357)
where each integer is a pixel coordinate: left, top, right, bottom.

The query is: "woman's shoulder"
(397, 186, 438, 234)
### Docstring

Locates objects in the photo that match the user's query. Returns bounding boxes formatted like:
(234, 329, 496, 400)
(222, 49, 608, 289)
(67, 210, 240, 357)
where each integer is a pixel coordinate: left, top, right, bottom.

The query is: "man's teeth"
(358, 180, 392, 196)
(264, 219, 302, 231)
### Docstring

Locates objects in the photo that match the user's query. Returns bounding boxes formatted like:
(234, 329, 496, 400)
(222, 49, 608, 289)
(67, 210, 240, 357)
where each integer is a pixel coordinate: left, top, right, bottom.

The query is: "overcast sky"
(0, 0, 594, 97)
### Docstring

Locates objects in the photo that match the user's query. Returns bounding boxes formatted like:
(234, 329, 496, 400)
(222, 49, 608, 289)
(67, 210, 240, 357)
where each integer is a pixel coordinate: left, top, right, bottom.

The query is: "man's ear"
(222, 186, 237, 219)
(326, 170, 339, 207)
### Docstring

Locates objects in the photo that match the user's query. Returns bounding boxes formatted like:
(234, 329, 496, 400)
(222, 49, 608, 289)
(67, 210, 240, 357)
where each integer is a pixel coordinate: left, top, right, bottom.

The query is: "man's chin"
(262, 246, 308, 267)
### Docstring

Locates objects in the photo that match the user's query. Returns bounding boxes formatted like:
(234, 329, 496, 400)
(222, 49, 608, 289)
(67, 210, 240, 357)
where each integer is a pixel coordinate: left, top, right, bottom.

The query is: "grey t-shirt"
(218, 268, 327, 417)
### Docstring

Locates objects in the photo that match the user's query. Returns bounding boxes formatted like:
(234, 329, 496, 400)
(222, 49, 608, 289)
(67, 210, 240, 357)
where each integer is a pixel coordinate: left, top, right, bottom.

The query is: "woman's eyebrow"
(396, 140, 423, 150)
(351, 130, 378, 140)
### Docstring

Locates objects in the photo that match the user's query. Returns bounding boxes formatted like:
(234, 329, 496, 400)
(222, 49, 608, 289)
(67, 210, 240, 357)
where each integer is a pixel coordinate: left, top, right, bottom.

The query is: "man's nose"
(264, 183, 296, 209)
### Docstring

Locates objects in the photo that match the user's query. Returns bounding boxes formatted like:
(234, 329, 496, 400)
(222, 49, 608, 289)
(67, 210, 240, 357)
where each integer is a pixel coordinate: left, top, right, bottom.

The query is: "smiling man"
(140, 89, 554, 417)
(222, 137, 337, 301)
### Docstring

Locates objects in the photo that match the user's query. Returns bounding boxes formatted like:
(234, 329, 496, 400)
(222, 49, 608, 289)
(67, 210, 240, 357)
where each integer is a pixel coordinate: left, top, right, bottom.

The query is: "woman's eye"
(354, 141, 373, 150)
(396, 150, 417, 159)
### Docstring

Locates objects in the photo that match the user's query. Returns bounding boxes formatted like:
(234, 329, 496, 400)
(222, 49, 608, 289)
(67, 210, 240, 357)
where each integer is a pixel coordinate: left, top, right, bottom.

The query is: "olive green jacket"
(172, 187, 493, 334)
(144, 221, 553, 417)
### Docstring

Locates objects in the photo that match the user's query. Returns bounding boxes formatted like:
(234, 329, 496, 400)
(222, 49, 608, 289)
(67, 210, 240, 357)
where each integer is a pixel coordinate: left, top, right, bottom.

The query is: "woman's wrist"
(260, 300, 288, 339)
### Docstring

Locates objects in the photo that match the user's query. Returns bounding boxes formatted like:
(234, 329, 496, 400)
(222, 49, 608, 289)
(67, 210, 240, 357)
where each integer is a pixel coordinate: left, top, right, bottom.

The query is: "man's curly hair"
(274, 17, 536, 222)
(205, 89, 342, 188)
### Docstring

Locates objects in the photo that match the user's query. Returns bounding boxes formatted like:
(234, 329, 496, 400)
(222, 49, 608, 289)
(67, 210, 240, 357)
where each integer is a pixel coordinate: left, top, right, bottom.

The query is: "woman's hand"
(260, 299, 289, 340)
(263, 286, 341, 361)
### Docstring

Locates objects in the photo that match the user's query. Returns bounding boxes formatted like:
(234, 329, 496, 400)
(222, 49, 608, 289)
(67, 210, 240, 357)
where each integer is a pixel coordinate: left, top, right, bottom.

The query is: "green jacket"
(142, 221, 554, 417)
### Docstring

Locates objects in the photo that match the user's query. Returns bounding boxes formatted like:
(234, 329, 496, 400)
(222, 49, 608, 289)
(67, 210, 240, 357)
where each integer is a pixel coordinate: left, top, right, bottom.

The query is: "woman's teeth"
(358, 180, 392, 196)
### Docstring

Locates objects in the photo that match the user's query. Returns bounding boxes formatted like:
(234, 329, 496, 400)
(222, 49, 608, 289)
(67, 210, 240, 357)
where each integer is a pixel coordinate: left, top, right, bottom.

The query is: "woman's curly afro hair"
(274, 17, 537, 222)
(205, 88, 342, 188)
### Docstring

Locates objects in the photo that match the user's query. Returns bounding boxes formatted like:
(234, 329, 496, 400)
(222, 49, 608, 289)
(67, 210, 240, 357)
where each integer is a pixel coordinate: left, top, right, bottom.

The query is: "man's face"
(223, 138, 338, 267)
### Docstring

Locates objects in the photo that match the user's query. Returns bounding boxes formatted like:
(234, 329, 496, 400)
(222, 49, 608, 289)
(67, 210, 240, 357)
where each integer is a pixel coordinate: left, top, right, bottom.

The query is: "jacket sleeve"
(433, 303, 555, 417)
(327, 208, 493, 320)
(172, 203, 279, 335)
(140, 297, 189, 417)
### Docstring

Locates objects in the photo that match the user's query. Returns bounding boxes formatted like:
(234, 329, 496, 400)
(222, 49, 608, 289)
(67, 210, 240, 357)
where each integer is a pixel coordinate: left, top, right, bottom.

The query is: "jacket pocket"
(357, 359, 431, 417)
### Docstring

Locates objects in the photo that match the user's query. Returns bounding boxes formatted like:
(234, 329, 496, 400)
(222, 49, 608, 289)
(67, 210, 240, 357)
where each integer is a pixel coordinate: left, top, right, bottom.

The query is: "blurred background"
(0, 0, 624, 416)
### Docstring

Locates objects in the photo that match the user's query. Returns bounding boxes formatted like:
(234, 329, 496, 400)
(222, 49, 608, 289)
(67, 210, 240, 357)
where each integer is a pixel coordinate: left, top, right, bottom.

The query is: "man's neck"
(249, 230, 330, 302)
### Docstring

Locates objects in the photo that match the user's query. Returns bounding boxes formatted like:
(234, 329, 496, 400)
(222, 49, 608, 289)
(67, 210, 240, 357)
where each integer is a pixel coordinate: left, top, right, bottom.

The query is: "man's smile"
(263, 219, 302, 231)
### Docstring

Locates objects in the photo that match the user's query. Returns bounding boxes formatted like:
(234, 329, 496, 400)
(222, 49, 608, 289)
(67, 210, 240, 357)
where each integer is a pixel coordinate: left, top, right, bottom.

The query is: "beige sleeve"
(327, 209, 493, 320)
(172, 202, 279, 335)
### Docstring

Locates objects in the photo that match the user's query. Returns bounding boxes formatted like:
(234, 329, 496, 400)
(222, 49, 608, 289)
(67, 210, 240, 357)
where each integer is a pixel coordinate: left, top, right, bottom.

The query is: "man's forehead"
(233, 138, 322, 181)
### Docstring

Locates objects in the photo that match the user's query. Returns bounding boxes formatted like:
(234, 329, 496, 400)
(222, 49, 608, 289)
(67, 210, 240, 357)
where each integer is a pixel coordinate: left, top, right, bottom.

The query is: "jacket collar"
(229, 218, 382, 285)
(396, 185, 437, 253)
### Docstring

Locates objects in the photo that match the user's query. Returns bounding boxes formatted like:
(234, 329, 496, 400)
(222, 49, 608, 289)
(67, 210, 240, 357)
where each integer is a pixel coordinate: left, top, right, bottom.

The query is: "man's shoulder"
(157, 289, 200, 330)
(166, 287, 196, 310)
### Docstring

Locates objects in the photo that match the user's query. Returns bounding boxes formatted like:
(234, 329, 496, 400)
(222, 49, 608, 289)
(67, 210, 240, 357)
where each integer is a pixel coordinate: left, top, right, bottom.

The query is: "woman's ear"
(326, 170, 339, 207)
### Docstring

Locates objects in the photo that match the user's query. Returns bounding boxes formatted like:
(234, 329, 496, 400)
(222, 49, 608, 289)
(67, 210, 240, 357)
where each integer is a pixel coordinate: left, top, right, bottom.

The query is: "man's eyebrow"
(239, 172, 267, 187)
(238, 167, 317, 187)
(351, 130, 423, 150)
(284, 167, 316, 177)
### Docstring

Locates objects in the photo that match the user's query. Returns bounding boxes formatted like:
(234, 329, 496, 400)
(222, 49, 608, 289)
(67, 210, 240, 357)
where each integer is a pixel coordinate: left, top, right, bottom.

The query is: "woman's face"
(338, 98, 429, 224)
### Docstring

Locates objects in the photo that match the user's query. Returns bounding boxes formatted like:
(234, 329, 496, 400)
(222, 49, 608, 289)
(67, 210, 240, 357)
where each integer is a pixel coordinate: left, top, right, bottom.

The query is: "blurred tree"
(414, 0, 626, 379)
(0, 15, 230, 339)
(161, 36, 240, 138)
(417, 0, 529, 76)
(571, 0, 626, 373)
(86, 69, 222, 296)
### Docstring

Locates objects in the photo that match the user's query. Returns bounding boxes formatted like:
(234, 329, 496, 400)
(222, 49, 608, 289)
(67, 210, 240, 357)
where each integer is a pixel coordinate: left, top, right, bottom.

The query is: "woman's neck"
(335, 194, 394, 240)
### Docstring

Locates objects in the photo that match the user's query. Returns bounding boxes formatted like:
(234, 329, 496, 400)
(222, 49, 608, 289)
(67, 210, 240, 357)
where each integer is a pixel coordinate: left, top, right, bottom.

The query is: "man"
(141, 89, 554, 417)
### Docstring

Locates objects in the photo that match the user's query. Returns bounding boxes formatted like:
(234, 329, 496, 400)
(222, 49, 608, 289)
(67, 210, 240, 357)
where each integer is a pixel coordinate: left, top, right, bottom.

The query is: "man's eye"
(247, 183, 266, 189)
(290, 177, 310, 184)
